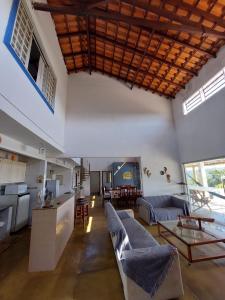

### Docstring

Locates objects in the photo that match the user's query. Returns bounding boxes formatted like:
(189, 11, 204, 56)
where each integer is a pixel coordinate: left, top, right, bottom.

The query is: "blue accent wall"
(3, 0, 54, 113)
(112, 162, 141, 188)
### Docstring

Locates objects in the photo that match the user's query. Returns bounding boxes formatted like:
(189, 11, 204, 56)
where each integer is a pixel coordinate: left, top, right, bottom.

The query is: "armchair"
(138, 195, 190, 225)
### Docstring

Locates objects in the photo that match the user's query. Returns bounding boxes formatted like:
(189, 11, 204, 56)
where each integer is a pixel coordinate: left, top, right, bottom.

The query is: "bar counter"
(29, 194, 75, 272)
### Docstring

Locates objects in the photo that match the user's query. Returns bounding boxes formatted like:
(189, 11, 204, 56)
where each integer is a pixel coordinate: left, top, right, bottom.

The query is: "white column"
(199, 162, 208, 187)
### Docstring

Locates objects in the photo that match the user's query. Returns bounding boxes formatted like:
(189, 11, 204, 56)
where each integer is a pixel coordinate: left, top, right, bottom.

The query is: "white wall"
(0, 0, 68, 152)
(65, 72, 182, 196)
(173, 46, 225, 164)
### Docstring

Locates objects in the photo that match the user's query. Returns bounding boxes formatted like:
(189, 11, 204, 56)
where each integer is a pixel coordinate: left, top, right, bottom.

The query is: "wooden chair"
(190, 190, 212, 211)
(75, 199, 89, 227)
(127, 186, 137, 208)
(102, 186, 111, 207)
(110, 189, 121, 208)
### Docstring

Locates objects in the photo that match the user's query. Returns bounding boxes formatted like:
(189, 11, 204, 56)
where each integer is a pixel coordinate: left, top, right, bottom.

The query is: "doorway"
(90, 171, 101, 195)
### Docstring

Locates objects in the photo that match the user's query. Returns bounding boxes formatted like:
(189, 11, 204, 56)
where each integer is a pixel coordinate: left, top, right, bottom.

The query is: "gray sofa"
(138, 195, 190, 225)
(105, 202, 184, 300)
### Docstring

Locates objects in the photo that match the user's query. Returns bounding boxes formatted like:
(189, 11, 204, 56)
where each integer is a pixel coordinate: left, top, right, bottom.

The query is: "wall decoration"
(122, 171, 133, 180)
(160, 167, 171, 183)
(143, 167, 151, 178)
(37, 175, 44, 183)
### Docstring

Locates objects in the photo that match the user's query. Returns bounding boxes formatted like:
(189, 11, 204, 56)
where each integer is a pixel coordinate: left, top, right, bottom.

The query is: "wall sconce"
(160, 167, 171, 183)
(143, 167, 152, 178)
(37, 175, 44, 183)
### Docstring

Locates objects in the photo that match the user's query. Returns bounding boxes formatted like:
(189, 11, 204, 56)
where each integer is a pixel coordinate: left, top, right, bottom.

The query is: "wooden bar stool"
(75, 199, 89, 227)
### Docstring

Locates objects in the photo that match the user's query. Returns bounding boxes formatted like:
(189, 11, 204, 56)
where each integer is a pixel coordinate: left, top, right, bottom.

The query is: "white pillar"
(199, 162, 208, 187)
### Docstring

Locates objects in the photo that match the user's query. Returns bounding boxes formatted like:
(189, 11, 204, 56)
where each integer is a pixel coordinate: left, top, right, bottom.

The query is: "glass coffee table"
(158, 220, 225, 264)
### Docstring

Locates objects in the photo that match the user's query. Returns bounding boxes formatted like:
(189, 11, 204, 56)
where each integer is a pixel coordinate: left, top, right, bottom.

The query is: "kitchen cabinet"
(0, 159, 26, 184)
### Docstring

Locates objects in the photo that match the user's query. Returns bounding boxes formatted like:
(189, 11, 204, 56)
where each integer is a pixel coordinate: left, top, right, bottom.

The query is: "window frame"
(4, 0, 56, 113)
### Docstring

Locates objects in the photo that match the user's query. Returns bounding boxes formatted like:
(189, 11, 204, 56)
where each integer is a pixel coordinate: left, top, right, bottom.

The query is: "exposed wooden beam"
(166, 0, 225, 29)
(33, 3, 79, 14)
(58, 30, 86, 39)
(57, 30, 214, 58)
(86, 16, 92, 74)
(68, 66, 175, 99)
(64, 50, 88, 58)
(94, 52, 184, 89)
(59, 31, 197, 76)
(121, 0, 220, 35)
(92, 67, 174, 99)
(86, 1, 107, 9)
(33, 3, 225, 38)
(64, 49, 184, 89)
(93, 32, 197, 76)
(89, 8, 225, 39)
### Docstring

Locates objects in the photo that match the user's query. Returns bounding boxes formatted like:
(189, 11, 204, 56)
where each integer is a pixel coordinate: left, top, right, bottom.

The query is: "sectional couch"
(105, 202, 184, 300)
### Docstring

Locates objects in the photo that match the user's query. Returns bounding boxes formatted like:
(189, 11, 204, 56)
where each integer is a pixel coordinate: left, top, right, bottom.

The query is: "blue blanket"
(122, 244, 176, 297)
(105, 203, 131, 258)
(138, 196, 190, 223)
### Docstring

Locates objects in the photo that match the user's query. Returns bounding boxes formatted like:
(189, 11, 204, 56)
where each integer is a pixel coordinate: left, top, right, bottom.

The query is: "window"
(183, 68, 225, 115)
(4, 0, 56, 112)
(184, 158, 225, 224)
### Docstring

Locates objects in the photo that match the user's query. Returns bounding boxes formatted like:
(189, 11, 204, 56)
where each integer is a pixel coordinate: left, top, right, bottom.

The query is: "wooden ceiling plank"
(77, 16, 86, 69)
(166, 0, 225, 29)
(163, 0, 218, 90)
(64, 50, 184, 89)
(118, 0, 137, 80)
(125, 0, 150, 84)
(64, 14, 77, 72)
(64, 50, 88, 58)
(110, 0, 122, 76)
(93, 31, 197, 76)
(95, 52, 184, 89)
(33, 3, 225, 38)
(148, 1, 182, 94)
(120, 0, 220, 33)
(93, 67, 174, 98)
(57, 29, 215, 58)
(90, 8, 225, 39)
(132, 0, 165, 90)
(86, 16, 92, 74)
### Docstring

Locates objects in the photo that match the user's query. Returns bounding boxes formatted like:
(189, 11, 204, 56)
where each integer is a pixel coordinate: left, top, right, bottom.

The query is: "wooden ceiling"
(33, 0, 225, 99)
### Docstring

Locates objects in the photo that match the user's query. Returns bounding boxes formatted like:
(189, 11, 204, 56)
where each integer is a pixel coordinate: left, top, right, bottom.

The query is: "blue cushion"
(116, 210, 131, 220)
(121, 218, 159, 249)
(154, 207, 183, 221)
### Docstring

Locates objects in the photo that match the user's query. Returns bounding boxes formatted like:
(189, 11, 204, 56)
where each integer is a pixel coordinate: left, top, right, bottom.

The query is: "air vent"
(202, 70, 225, 101)
(183, 68, 225, 115)
(183, 91, 203, 115)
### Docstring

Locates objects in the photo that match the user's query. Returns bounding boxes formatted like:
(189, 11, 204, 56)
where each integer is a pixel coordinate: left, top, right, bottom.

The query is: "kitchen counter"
(33, 193, 75, 210)
(29, 194, 75, 272)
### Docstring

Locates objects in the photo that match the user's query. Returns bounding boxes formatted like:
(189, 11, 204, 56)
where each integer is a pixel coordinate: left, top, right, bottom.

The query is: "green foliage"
(206, 168, 225, 188)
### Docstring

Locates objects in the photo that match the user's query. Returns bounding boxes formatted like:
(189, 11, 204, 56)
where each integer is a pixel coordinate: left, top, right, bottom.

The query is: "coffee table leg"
(157, 223, 161, 237)
(187, 245, 192, 265)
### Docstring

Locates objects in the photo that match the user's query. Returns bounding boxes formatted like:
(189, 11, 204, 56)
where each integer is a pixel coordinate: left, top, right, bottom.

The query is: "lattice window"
(6, 0, 56, 111)
(183, 68, 225, 115)
(10, 1, 33, 66)
(42, 65, 56, 109)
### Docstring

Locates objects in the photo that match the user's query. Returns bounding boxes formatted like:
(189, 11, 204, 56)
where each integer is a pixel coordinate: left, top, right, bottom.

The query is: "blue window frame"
(3, 0, 55, 113)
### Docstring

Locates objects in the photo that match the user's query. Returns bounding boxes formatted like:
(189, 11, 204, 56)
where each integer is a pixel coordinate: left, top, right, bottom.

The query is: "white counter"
(28, 194, 75, 272)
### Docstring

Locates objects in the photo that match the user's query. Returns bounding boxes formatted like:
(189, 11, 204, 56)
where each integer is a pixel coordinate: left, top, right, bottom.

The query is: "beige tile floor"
(0, 198, 225, 300)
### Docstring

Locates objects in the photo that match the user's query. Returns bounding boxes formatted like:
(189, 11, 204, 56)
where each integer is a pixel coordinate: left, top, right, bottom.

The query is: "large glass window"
(184, 158, 225, 224)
